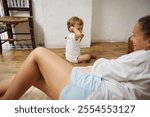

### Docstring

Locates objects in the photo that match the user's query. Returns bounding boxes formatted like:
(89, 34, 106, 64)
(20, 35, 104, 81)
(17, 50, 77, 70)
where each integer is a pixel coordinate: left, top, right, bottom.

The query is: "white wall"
(33, 0, 150, 47)
(33, 0, 92, 48)
(92, 0, 150, 42)
(33, 0, 44, 46)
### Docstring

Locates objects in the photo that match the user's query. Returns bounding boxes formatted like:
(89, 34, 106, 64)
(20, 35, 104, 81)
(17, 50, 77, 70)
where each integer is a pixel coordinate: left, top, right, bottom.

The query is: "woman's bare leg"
(0, 78, 13, 97)
(2, 47, 73, 100)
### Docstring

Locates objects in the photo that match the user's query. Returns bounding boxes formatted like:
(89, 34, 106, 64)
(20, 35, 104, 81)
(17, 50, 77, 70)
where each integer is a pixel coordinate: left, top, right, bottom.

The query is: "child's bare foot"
(91, 54, 96, 59)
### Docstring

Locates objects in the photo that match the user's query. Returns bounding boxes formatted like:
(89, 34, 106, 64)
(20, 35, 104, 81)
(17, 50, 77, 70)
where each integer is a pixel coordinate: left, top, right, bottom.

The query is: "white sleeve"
(92, 50, 150, 81)
(67, 33, 75, 40)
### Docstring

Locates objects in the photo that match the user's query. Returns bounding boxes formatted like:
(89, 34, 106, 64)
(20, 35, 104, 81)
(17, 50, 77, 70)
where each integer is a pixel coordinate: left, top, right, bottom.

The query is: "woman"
(1, 15, 150, 100)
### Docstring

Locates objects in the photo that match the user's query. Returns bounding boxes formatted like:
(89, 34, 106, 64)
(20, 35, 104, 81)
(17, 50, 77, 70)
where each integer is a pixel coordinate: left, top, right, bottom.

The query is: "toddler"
(65, 16, 95, 63)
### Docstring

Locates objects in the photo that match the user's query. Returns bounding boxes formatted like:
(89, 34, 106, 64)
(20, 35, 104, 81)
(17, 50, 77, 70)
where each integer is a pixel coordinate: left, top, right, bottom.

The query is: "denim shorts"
(59, 67, 102, 100)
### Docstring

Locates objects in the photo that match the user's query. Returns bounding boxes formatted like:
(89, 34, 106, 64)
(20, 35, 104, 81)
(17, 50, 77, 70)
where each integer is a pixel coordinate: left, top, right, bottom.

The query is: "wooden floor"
(0, 42, 128, 81)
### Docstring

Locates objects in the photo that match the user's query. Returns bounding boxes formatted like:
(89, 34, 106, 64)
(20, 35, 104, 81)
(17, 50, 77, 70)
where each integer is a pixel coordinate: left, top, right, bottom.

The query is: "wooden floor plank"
(0, 42, 128, 80)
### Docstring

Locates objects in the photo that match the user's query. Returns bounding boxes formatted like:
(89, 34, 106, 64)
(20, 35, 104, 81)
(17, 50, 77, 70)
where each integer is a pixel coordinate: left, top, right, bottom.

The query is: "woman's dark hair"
(138, 15, 150, 38)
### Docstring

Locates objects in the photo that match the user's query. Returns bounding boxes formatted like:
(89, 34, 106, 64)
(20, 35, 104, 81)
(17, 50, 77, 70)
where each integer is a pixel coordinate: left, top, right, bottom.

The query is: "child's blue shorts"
(59, 67, 102, 100)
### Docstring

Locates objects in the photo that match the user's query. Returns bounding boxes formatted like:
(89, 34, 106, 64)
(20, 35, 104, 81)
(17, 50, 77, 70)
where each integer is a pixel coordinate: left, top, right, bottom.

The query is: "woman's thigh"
(33, 47, 73, 99)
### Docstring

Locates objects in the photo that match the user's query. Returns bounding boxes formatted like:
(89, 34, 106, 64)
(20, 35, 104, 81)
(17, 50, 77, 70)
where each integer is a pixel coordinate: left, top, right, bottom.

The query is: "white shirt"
(89, 50, 150, 99)
(65, 33, 80, 61)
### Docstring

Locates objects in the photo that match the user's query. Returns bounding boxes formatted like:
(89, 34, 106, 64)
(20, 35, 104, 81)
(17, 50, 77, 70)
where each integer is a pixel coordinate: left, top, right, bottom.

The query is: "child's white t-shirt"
(65, 33, 80, 62)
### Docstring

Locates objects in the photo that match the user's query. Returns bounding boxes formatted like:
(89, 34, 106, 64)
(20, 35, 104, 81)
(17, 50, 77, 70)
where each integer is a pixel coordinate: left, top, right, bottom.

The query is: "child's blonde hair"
(67, 16, 83, 31)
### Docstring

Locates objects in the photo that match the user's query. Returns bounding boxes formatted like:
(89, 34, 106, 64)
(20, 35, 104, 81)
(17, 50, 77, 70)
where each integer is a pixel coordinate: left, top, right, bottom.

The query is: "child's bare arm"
(70, 27, 84, 40)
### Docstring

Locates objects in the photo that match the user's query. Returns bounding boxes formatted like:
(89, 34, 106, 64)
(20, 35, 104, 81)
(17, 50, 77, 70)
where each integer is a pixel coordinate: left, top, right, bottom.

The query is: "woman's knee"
(30, 47, 55, 62)
(33, 47, 46, 53)
(31, 47, 47, 56)
(29, 47, 47, 60)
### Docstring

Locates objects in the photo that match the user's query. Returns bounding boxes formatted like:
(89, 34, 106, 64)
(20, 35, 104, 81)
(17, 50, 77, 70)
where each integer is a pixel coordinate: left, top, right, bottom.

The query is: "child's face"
(73, 23, 83, 33)
(132, 22, 150, 51)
